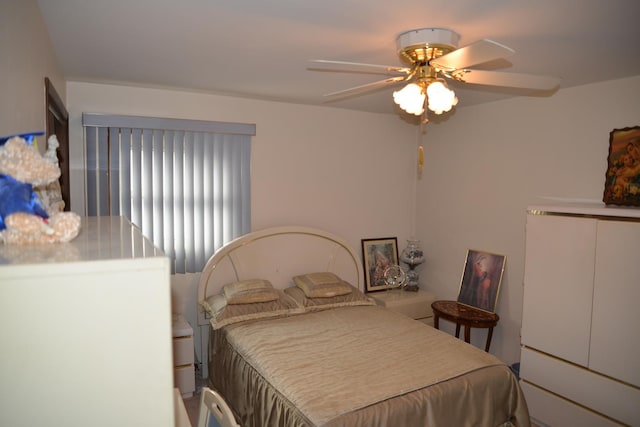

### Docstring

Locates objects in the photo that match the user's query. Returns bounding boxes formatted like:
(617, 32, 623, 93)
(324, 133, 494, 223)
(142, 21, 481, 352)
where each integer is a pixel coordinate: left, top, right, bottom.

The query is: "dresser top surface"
(528, 203, 640, 218)
(371, 289, 435, 303)
(0, 216, 165, 266)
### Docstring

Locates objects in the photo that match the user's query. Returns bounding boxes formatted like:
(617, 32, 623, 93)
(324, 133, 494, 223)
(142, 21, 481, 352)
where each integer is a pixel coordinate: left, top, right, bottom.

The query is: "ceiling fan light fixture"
(315, 27, 559, 117)
(393, 83, 425, 116)
(426, 79, 458, 115)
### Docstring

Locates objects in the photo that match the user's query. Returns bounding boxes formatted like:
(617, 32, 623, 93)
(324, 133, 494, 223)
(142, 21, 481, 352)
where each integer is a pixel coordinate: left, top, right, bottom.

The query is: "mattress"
(208, 305, 530, 427)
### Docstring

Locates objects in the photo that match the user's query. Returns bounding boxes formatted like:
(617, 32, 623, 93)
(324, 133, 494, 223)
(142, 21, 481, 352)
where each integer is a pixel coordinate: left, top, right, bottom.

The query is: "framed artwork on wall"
(361, 237, 398, 292)
(603, 125, 640, 206)
(457, 249, 506, 313)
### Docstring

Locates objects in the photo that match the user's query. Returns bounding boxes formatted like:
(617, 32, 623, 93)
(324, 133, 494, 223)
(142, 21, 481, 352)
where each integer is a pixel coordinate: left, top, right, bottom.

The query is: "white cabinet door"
(521, 214, 596, 366)
(590, 220, 640, 387)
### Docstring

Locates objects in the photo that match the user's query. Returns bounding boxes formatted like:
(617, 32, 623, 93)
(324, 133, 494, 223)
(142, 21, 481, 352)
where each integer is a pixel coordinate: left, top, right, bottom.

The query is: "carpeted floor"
(183, 392, 201, 426)
(180, 374, 208, 426)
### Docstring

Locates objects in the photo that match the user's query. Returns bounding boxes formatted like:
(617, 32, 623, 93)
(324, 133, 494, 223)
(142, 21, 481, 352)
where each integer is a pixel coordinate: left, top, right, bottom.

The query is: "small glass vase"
(399, 239, 425, 290)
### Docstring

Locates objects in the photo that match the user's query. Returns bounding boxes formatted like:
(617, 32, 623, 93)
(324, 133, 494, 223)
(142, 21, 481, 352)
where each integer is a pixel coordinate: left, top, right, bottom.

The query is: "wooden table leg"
(455, 323, 461, 338)
(485, 327, 494, 352)
(464, 325, 471, 343)
(434, 314, 440, 329)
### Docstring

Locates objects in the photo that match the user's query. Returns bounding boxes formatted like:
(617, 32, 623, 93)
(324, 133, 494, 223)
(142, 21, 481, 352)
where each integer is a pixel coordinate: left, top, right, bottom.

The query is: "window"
(83, 113, 254, 273)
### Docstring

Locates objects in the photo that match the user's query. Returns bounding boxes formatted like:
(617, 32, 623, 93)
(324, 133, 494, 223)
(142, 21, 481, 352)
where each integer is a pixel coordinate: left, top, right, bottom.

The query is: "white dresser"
(520, 204, 640, 427)
(0, 216, 175, 427)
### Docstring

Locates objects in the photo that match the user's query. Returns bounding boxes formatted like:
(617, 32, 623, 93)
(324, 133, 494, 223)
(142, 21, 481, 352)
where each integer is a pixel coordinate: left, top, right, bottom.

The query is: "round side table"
(431, 300, 499, 352)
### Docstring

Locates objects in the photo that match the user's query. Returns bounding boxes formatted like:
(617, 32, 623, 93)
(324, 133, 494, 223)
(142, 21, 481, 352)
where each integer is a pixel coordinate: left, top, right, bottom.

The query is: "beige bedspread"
(209, 305, 530, 427)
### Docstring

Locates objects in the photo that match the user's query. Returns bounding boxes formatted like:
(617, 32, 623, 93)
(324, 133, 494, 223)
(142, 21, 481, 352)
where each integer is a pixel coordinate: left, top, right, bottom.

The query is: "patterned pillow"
(284, 286, 375, 312)
(292, 272, 353, 298)
(223, 279, 280, 305)
(200, 290, 303, 329)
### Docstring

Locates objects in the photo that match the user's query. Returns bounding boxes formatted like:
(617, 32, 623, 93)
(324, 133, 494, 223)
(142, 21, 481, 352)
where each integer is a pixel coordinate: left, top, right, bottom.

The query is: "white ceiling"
(38, 0, 640, 115)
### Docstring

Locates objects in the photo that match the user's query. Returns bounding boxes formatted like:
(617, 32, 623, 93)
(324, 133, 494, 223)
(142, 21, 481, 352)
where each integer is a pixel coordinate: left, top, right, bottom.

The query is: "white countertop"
(0, 216, 166, 266)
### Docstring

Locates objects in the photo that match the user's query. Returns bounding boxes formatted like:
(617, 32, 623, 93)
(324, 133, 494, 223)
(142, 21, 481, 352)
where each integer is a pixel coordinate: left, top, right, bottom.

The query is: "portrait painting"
(457, 249, 506, 313)
(603, 126, 640, 206)
(361, 237, 398, 292)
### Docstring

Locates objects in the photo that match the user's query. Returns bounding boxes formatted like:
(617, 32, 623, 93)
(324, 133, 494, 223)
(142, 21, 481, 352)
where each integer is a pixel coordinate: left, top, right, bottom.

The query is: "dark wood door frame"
(45, 77, 70, 211)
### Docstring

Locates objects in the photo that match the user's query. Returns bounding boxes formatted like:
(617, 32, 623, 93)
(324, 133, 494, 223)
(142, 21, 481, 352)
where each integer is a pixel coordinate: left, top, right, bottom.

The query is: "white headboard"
(196, 226, 364, 326)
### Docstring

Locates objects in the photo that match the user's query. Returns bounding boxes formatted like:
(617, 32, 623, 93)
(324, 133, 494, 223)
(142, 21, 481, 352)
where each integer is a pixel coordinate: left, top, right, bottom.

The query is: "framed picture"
(603, 125, 640, 206)
(457, 249, 506, 313)
(361, 237, 399, 292)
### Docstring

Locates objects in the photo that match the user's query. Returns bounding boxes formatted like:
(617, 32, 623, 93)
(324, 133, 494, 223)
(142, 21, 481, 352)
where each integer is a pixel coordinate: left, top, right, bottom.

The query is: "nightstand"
(172, 314, 196, 398)
(371, 290, 436, 325)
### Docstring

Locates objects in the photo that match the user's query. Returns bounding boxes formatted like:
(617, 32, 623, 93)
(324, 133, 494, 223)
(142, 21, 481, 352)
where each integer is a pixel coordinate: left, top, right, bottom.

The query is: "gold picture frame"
(457, 249, 506, 313)
(361, 237, 399, 292)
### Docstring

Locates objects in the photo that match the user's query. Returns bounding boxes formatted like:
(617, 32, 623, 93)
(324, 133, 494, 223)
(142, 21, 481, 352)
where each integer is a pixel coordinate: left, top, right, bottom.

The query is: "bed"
(197, 226, 530, 427)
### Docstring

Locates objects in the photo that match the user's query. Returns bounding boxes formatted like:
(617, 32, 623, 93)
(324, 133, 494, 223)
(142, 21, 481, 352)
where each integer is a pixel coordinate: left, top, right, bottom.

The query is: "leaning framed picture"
(361, 237, 399, 292)
(603, 125, 640, 206)
(457, 249, 506, 313)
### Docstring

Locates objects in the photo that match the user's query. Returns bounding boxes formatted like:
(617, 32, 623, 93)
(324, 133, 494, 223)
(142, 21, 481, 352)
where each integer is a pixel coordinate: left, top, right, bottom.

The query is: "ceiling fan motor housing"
(397, 28, 460, 64)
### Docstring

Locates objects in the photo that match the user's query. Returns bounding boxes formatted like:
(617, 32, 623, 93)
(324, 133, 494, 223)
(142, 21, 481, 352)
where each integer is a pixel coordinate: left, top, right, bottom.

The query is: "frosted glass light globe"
(393, 83, 425, 116)
(426, 81, 457, 115)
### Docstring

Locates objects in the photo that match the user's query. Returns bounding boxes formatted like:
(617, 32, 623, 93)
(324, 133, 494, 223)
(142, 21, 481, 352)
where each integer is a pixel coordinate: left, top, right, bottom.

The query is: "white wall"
(66, 82, 419, 364)
(65, 76, 640, 367)
(416, 76, 640, 364)
(66, 82, 418, 245)
(0, 0, 65, 137)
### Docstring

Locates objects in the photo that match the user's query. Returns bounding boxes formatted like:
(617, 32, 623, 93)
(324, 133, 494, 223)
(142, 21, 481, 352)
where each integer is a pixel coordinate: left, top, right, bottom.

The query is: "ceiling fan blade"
(431, 39, 514, 71)
(453, 69, 561, 90)
(310, 59, 409, 75)
(324, 76, 408, 99)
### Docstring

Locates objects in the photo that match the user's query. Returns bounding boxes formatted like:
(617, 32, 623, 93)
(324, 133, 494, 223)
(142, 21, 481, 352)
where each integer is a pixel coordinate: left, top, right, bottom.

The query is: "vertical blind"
(83, 113, 254, 273)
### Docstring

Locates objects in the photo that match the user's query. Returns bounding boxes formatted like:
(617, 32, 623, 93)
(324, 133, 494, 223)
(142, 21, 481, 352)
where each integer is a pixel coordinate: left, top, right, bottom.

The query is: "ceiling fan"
(311, 28, 561, 118)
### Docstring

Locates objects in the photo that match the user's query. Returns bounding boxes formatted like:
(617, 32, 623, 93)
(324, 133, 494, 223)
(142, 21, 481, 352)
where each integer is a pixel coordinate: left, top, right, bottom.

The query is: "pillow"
(284, 285, 375, 312)
(292, 272, 353, 298)
(223, 279, 280, 305)
(200, 290, 304, 329)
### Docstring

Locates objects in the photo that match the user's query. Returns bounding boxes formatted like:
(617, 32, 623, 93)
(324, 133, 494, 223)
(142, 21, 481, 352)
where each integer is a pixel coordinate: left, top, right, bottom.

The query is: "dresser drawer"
(173, 336, 194, 366)
(520, 381, 621, 427)
(174, 365, 195, 398)
(521, 347, 640, 425)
